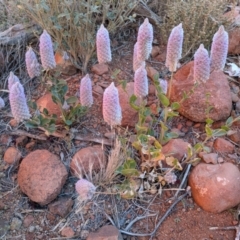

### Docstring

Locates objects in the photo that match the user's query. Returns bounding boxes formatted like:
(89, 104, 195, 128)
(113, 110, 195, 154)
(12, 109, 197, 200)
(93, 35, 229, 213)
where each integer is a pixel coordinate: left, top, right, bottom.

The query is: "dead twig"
(74, 134, 113, 146)
(8, 129, 47, 141)
(210, 225, 240, 240)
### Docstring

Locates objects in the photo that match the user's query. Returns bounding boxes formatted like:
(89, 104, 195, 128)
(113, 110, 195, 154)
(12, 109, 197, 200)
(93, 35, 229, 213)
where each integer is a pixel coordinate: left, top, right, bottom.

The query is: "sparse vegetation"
(160, 0, 230, 59)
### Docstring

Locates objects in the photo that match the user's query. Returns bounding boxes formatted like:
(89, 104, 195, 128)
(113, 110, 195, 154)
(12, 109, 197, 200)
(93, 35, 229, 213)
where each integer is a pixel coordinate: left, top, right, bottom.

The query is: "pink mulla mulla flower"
(25, 47, 41, 78)
(0, 97, 5, 109)
(194, 44, 210, 82)
(102, 82, 122, 126)
(210, 25, 229, 71)
(133, 42, 146, 72)
(134, 66, 148, 98)
(96, 24, 111, 64)
(9, 82, 31, 122)
(165, 23, 184, 72)
(8, 72, 20, 90)
(80, 74, 93, 107)
(137, 18, 153, 61)
(39, 30, 56, 70)
(75, 179, 96, 201)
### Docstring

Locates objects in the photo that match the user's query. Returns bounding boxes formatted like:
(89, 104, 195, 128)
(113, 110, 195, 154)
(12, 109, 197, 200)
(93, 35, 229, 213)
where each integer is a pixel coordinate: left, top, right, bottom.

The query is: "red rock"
(87, 225, 123, 240)
(162, 139, 190, 161)
(213, 138, 235, 153)
(151, 46, 160, 58)
(170, 61, 232, 122)
(55, 51, 77, 75)
(23, 214, 35, 228)
(91, 63, 108, 75)
(93, 85, 103, 95)
(18, 150, 68, 205)
(117, 82, 140, 127)
(188, 162, 240, 213)
(70, 145, 106, 178)
(3, 147, 21, 164)
(0, 134, 12, 145)
(36, 93, 62, 123)
(146, 66, 158, 81)
(48, 197, 73, 217)
(228, 131, 240, 144)
(15, 136, 28, 147)
(201, 153, 218, 164)
(61, 227, 75, 238)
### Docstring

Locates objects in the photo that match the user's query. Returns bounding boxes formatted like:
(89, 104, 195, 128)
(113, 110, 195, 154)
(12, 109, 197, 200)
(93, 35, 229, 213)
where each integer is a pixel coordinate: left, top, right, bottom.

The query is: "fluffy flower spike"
(166, 23, 184, 72)
(194, 44, 210, 82)
(9, 82, 31, 122)
(8, 72, 20, 90)
(75, 179, 96, 201)
(133, 42, 146, 72)
(39, 30, 56, 70)
(159, 79, 168, 95)
(25, 47, 41, 78)
(96, 24, 111, 64)
(103, 82, 122, 126)
(210, 25, 229, 71)
(80, 74, 93, 107)
(134, 66, 148, 98)
(137, 18, 153, 61)
(0, 97, 5, 109)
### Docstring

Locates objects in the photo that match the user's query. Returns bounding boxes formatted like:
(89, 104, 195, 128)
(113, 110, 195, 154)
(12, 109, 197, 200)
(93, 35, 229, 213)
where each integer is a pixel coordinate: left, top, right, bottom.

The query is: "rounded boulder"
(18, 150, 68, 205)
(188, 162, 240, 213)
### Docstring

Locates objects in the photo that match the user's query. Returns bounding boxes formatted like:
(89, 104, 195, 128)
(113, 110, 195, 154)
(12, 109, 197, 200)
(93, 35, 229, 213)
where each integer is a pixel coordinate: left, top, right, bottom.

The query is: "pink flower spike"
(25, 47, 41, 78)
(8, 72, 20, 90)
(75, 179, 96, 201)
(80, 74, 93, 107)
(166, 23, 184, 72)
(137, 18, 153, 61)
(194, 44, 210, 82)
(103, 82, 122, 126)
(9, 82, 31, 122)
(96, 24, 111, 64)
(134, 66, 148, 98)
(133, 42, 146, 72)
(210, 25, 229, 71)
(0, 97, 5, 109)
(159, 79, 168, 95)
(39, 30, 56, 70)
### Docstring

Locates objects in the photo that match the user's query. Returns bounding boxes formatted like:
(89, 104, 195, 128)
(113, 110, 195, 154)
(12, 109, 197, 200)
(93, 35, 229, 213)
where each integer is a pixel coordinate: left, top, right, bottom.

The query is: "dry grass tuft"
(17, 0, 139, 72)
(160, 0, 231, 59)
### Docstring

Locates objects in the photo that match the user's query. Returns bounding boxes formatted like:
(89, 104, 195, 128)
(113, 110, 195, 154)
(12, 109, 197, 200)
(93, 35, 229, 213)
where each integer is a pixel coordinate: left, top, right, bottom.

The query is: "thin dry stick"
(8, 129, 47, 140)
(210, 225, 240, 240)
(174, 164, 191, 199)
(149, 191, 189, 239)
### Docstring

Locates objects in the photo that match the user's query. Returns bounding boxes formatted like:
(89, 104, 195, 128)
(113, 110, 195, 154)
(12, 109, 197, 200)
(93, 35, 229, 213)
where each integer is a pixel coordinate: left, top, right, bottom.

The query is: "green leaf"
(193, 143, 203, 152)
(165, 131, 179, 139)
(226, 116, 233, 126)
(25, 120, 39, 128)
(158, 93, 169, 107)
(205, 125, 212, 137)
(43, 108, 49, 116)
(205, 118, 213, 125)
(64, 119, 73, 126)
(160, 121, 168, 131)
(66, 96, 78, 104)
(129, 94, 140, 111)
(171, 102, 180, 110)
(28, 101, 37, 110)
(121, 169, 139, 177)
(212, 129, 227, 137)
(203, 146, 211, 153)
(152, 73, 160, 82)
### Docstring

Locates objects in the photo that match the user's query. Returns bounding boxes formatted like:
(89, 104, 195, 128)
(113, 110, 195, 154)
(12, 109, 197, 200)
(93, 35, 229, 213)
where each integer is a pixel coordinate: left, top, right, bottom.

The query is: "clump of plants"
(160, 0, 230, 58)
(17, 0, 138, 72)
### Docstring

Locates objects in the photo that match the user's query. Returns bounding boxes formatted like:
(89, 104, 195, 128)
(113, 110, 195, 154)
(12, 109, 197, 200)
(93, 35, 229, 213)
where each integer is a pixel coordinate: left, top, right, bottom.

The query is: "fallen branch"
(8, 128, 113, 146)
(210, 223, 240, 240)
(8, 129, 47, 141)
